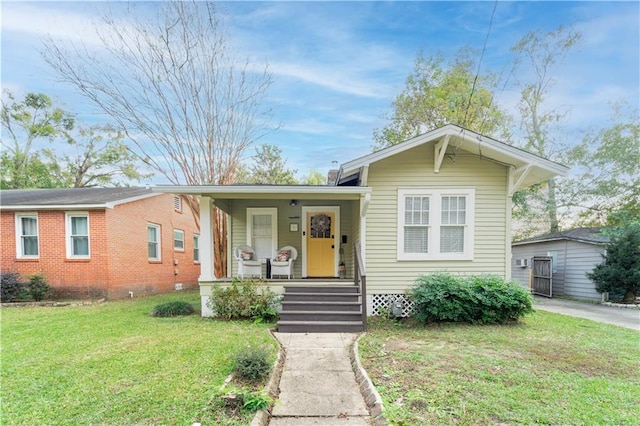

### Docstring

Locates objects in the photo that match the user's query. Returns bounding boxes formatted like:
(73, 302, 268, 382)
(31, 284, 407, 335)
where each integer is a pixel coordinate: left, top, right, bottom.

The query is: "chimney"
(327, 169, 338, 185)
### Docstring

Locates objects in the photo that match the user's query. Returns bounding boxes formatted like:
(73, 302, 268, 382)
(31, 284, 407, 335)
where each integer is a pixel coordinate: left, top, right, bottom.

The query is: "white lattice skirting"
(369, 294, 415, 317)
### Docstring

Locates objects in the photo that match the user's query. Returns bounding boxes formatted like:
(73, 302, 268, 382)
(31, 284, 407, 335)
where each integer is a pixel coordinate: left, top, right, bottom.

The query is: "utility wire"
(462, 0, 498, 131)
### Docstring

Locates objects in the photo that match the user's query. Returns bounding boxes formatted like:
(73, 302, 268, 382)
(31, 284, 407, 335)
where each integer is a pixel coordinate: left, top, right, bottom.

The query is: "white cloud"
(1, 3, 104, 46)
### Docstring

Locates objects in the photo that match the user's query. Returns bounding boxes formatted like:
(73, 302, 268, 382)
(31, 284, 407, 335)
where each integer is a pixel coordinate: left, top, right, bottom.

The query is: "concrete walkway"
(533, 297, 640, 331)
(270, 333, 371, 425)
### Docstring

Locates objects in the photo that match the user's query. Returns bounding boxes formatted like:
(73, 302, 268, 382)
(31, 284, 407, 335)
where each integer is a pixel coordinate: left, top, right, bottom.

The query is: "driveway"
(533, 297, 640, 331)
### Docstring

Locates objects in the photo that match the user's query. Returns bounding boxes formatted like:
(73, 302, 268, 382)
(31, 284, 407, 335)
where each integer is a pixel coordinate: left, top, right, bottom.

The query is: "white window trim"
(148, 223, 161, 261)
(65, 212, 90, 259)
(173, 229, 185, 251)
(15, 212, 39, 259)
(397, 188, 475, 261)
(193, 234, 200, 263)
(246, 207, 278, 262)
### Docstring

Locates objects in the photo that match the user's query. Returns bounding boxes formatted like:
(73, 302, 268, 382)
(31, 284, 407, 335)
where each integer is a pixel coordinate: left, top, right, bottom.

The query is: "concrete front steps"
(278, 284, 364, 333)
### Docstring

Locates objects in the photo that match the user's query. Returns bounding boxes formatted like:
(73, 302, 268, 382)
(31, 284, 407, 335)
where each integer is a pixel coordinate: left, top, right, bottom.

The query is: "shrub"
(27, 274, 50, 301)
(151, 301, 195, 317)
(588, 223, 640, 303)
(233, 346, 271, 382)
(1, 271, 26, 302)
(409, 273, 532, 325)
(208, 279, 280, 322)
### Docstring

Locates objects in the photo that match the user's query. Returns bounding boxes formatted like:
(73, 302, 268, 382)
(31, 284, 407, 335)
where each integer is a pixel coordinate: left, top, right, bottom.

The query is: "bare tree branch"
(42, 1, 276, 276)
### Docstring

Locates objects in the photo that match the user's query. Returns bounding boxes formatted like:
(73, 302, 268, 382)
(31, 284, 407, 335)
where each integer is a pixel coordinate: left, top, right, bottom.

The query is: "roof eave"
(339, 124, 569, 185)
(153, 185, 372, 199)
(512, 237, 606, 246)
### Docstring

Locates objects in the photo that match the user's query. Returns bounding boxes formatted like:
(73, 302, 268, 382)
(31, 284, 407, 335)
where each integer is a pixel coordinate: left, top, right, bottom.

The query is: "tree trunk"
(213, 208, 227, 278)
(547, 178, 559, 233)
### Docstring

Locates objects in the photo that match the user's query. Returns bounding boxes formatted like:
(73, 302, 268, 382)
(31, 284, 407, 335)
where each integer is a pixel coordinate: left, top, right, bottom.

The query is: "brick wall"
(105, 193, 200, 299)
(1, 210, 110, 298)
(1, 193, 200, 300)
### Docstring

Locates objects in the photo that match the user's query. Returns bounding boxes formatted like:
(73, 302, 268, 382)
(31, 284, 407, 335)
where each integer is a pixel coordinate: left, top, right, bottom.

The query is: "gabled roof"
(0, 187, 158, 210)
(337, 124, 569, 192)
(512, 227, 610, 246)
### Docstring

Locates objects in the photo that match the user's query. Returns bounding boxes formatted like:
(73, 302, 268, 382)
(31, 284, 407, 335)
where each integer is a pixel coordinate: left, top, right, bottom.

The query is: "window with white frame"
(397, 189, 474, 260)
(193, 234, 200, 262)
(403, 195, 430, 254)
(173, 229, 185, 251)
(15, 213, 39, 258)
(247, 208, 277, 261)
(66, 212, 90, 258)
(148, 223, 161, 261)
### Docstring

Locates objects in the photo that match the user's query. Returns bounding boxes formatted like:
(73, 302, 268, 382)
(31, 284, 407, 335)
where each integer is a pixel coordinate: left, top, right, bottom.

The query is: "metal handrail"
(354, 242, 367, 329)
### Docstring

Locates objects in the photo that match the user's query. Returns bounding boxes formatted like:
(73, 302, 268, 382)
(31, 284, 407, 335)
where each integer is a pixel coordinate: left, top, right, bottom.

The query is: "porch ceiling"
(153, 185, 371, 201)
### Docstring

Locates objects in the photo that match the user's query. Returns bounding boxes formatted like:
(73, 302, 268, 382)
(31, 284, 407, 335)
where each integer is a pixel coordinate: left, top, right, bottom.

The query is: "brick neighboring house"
(1, 187, 200, 299)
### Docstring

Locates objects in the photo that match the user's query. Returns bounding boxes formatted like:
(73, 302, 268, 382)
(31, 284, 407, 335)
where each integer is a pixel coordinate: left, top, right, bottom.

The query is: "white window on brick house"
(65, 212, 90, 258)
(148, 223, 161, 261)
(173, 195, 182, 212)
(15, 213, 39, 258)
(397, 189, 475, 260)
(174, 229, 185, 251)
(193, 234, 200, 263)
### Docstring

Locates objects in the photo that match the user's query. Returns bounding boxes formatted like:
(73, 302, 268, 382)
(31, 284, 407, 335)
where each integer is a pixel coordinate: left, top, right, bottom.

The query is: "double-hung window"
(440, 196, 466, 253)
(403, 196, 430, 254)
(66, 212, 90, 258)
(148, 223, 161, 261)
(193, 235, 200, 263)
(173, 229, 185, 251)
(15, 213, 39, 258)
(398, 189, 474, 260)
(247, 208, 277, 261)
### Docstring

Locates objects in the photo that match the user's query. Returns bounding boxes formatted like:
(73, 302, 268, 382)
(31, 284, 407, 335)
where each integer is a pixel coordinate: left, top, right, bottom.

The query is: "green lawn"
(1, 290, 277, 425)
(359, 311, 640, 425)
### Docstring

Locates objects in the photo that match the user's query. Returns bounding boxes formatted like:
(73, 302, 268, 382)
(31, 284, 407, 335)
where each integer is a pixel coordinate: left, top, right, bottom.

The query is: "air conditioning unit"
(515, 258, 528, 268)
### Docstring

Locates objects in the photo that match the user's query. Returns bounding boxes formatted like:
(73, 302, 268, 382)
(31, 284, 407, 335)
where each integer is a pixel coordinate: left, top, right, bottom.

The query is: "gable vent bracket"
(434, 134, 451, 173)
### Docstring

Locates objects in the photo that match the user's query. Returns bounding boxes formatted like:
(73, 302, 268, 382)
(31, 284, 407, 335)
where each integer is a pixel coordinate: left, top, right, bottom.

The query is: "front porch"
(159, 184, 372, 330)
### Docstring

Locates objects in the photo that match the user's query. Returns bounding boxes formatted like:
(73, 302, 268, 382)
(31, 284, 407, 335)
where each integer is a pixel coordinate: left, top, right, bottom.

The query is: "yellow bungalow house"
(155, 124, 568, 332)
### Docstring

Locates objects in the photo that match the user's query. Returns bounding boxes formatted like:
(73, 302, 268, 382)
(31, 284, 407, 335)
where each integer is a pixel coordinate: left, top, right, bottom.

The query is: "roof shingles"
(0, 187, 153, 207)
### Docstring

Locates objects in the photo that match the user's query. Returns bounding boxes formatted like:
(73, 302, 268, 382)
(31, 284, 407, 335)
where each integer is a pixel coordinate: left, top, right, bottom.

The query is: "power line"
(462, 0, 498, 130)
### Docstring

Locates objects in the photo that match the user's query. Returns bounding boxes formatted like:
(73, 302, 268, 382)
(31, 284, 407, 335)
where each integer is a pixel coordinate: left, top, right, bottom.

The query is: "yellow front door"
(306, 211, 335, 277)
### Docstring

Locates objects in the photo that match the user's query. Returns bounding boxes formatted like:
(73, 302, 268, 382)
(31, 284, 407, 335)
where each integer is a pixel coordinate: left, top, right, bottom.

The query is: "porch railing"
(354, 241, 367, 330)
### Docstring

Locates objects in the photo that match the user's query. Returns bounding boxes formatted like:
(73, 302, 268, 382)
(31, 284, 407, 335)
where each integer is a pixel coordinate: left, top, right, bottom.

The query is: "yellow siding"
(365, 144, 509, 293)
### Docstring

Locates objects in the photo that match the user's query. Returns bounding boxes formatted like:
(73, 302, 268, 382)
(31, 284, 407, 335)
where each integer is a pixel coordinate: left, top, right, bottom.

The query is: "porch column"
(198, 195, 216, 282)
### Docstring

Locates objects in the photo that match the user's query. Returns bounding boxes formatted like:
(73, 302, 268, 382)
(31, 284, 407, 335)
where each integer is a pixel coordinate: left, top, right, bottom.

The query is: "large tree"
(373, 48, 511, 150)
(240, 144, 298, 184)
(564, 103, 640, 225)
(1, 91, 149, 189)
(43, 1, 274, 275)
(52, 125, 152, 188)
(1, 91, 74, 189)
(510, 26, 582, 235)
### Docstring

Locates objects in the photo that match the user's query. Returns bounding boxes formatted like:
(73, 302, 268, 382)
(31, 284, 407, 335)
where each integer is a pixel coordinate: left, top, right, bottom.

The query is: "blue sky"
(2, 1, 638, 184)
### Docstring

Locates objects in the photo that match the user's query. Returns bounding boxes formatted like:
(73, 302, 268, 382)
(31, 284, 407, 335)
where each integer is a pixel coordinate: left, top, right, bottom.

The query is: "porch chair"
(234, 245, 262, 279)
(270, 246, 298, 279)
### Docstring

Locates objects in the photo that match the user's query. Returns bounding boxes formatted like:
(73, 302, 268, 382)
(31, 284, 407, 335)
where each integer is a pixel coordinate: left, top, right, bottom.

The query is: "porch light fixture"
(289, 199, 298, 206)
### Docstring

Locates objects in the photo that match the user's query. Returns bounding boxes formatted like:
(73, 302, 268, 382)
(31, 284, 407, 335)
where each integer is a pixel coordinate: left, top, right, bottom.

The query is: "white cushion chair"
(234, 245, 262, 279)
(270, 246, 298, 279)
